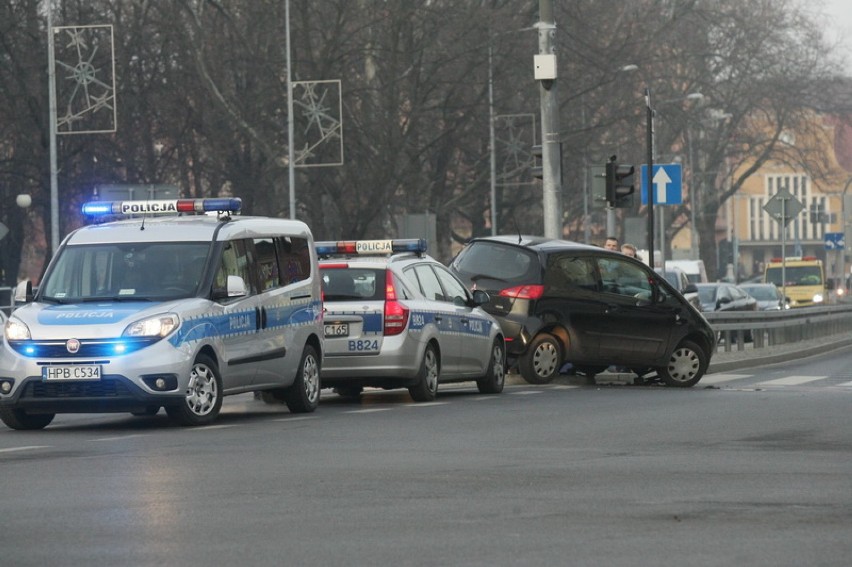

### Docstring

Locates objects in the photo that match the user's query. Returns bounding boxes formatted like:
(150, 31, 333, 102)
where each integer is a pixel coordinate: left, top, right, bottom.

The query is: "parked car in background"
(449, 236, 716, 388)
(654, 266, 702, 311)
(695, 282, 758, 313)
(740, 283, 787, 311)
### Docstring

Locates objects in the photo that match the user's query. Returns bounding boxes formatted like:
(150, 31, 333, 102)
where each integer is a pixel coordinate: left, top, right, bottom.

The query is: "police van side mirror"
(213, 275, 247, 300)
(14, 280, 33, 304)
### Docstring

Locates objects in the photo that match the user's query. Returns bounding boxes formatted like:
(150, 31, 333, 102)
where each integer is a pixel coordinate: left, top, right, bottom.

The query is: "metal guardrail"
(703, 303, 852, 353)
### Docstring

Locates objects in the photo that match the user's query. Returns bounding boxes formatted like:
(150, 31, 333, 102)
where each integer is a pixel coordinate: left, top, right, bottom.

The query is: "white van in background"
(666, 260, 708, 284)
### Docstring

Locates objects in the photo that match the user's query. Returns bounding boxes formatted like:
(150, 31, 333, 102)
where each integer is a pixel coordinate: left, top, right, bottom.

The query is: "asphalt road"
(1, 348, 850, 567)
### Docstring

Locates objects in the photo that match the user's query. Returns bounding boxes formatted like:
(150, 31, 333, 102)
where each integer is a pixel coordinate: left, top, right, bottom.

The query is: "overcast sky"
(814, 0, 852, 73)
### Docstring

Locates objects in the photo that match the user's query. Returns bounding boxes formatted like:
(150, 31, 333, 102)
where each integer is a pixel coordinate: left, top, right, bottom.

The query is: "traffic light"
(605, 160, 635, 208)
(530, 144, 543, 180)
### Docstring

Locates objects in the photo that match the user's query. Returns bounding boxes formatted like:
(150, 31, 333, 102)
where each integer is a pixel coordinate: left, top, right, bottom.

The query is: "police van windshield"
(40, 242, 212, 303)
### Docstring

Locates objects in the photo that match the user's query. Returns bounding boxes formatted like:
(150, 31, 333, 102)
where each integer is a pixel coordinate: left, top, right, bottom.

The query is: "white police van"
(0, 198, 323, 429)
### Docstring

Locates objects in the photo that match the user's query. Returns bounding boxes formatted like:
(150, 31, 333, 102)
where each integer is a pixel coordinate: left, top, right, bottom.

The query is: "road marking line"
(551, 385, 579, 390)
(273, 416, 319, 422)
(511, 390, 543, 395)
(407, 402, 448, 408)
(836, 380, 852, 387)
(756, 375, 826, 386)
(93, 434, 146, 442)
(701, 374, 751, 385)
(0, 446, 51, 453)
(346, 408, 393, 414)
(187, 424, 237, 431)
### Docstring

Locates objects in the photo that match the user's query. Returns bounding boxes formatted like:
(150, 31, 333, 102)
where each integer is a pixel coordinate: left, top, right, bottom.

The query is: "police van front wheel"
(0, 407, 55, 430)
(166, 354, 223, 426)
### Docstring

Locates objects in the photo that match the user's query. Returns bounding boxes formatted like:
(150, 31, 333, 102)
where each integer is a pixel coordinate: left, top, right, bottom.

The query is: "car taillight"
(384, 272, 409, 336)
(499, 285, 545, 300)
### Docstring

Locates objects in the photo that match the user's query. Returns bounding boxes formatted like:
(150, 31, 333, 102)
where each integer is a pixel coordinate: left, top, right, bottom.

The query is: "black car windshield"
(40, 242, 212, 303)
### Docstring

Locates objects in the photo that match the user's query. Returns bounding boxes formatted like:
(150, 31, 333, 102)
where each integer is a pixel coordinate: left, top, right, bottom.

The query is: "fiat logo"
(66, 339, 81, 354)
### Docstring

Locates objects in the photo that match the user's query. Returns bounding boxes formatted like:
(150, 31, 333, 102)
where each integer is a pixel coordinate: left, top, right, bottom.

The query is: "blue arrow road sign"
(640, 163, 683, 205)
(824, 232, 845, 250)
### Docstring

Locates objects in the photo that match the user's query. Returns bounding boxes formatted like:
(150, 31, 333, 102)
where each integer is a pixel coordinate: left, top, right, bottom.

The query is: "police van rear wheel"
(166, 354, 223, 426)
(284, 345, 321, 413)
(0, 407, 55, 430)
(409, 343, 439, 402)
(477, 339, 505, 394)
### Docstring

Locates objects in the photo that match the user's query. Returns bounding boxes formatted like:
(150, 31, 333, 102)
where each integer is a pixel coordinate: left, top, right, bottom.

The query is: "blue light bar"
(81, 198, 242, 217)
(315, 239, 428, 256)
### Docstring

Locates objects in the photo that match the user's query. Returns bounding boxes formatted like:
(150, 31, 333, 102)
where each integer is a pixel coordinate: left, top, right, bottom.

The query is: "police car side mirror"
(471, 289, 490, 306)
(14, 280, 33, 304)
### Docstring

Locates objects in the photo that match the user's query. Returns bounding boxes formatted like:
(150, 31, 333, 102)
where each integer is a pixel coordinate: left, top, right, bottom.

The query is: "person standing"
(621, 243, 637, 258)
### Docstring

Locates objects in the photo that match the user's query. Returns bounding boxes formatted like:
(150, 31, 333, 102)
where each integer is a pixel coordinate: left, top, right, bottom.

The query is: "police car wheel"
(657, 340, 707, 388)
(519, 333, 561, 384)
(409, 343, 439, 402)
(166, 354, 223, 426)
(284, 345, 321, 413)
(476, 339, 505, 394)
(0, 407, 55, 430)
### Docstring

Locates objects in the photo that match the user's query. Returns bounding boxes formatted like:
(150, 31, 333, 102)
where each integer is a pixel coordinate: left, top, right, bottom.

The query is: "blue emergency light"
(81, 198, 242, 217)
(315, 239, 428, 257)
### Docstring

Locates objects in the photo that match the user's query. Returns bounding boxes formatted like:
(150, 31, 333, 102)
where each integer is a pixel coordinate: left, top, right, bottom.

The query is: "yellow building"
(723, 113, 852, 287)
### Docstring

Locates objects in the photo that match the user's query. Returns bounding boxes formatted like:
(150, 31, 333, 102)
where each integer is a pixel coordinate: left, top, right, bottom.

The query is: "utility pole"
(535, 0, 562, 239)
(645, 87, 655, 268)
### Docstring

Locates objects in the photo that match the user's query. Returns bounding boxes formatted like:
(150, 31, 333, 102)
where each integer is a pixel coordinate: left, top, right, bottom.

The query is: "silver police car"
(317, 239, 505, 401)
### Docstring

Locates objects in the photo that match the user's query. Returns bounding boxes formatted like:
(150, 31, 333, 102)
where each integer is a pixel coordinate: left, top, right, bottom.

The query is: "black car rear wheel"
(519, 333, 561, 384)
(657, 340, 707, 387)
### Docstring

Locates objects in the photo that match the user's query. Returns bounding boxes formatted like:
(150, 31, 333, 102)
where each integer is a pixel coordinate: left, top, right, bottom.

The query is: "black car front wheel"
(519, 333, 561, 384)
(657, 340, 707, 387)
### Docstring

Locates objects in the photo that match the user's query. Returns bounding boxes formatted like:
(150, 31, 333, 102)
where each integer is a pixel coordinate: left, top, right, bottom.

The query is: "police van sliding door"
(249, 236, 315, 388)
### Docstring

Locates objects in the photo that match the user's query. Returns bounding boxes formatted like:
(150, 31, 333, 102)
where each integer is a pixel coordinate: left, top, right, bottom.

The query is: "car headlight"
(123, 313, 180, 338)
(813, 293, 824, 303)
(5, 317, 31, 341)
